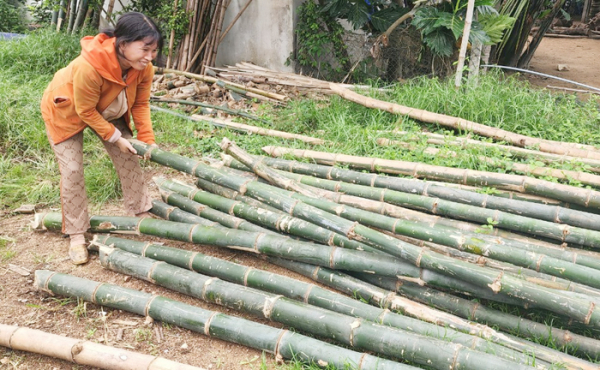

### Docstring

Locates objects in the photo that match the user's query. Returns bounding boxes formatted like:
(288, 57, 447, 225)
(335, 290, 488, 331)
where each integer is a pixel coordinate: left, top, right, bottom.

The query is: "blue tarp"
(0, 33, 27, 41)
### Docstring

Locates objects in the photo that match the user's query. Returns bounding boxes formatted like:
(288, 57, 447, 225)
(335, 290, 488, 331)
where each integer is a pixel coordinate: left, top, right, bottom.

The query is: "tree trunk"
(518, 0, 566, 68)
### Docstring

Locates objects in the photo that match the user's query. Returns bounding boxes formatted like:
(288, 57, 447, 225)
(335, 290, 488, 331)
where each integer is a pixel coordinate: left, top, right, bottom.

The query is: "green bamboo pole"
(156, 191, 272, 234)
(128, 140, 600, 327)
(261, 146, 600, 210)
(33, 270, 411, 370)
(272, 257, 600, 366)
(250, 155, 600, 230)
(354, 272, 600, 359)
(150, 200, 223, 228)
(34, 212, 419, 279)
(94, 235, 557, 367)
(155, 177, 378, 253)
(99, 247, 537, 370)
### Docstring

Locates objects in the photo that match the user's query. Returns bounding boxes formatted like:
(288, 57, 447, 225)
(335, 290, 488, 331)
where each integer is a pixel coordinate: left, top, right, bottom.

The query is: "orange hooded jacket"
(41, 33, 155, 145)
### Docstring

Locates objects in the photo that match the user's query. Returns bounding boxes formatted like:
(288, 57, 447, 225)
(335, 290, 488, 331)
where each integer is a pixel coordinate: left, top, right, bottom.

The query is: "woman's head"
(105, 12, 164, 71)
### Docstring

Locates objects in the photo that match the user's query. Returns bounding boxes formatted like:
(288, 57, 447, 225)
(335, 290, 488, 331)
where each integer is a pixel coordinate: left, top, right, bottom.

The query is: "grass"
(2, 27, 600, 369)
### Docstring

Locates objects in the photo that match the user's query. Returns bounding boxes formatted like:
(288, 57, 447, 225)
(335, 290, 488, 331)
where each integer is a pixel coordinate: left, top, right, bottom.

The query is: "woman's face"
(119, 38, 158, 71)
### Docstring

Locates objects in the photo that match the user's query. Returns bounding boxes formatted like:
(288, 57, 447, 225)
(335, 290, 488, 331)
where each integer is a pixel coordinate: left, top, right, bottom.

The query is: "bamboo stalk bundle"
(384, 132, 600, 171)
(0, 324, 203, 370)
(34, 212, 418, 279)
(272, 184, 600, 290)
(150, 105, 322, 144)
(155, 67, 288, 101)
(221, 156, 595, 249)
(150, 199, 222, 227)
(99, 247, 533, 370)
(95, 235, 562, 368)
(329, 83, 600, 160)
(262, 146, 600, 209)
(127, 141, 600, 326)
(33, 270, 409, 370)
(261, 162, 600, 251)
(252, 156, 600, 228)
(272, 258, 599, 367)
(155, 177, 377, 253)
(356, 272, 600, 358)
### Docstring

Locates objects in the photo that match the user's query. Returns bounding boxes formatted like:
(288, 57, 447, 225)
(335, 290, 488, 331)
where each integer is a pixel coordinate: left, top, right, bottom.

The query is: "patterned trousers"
(47, 118, 152, 235)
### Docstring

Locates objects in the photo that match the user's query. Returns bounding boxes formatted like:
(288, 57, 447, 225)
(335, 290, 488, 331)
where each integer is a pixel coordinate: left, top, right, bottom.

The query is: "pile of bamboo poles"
(32, 137, 600, 369)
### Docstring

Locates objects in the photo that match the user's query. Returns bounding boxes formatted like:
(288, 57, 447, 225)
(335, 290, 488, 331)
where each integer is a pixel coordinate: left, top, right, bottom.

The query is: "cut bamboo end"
(0, 324, 206, 370)
(32, 213, 47, 231)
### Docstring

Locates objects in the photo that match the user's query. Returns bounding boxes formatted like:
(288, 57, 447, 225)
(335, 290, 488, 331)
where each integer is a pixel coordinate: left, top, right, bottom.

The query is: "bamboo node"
(561, 225, 571, 241)
(262, 296, 282, 319)
(202, 278, 218, 300)
(188, 252, 199, 271)
(563, 330, 573, 343)
(302, 285, 315, 304)
(242, 267, 253, 287)
(377, 308, 391, 323)
(204, 312, 219, 336)
(143, 295, 158, 317)
(357, 353, 368, 370)
(329, 247, 338, 268)
(273, 329, 289, 361)
(71, 343, 84, 357)
(311, 266, 321, 280)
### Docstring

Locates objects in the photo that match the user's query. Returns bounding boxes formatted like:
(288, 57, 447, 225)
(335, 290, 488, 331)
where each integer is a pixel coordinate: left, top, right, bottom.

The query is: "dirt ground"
(1, 36, 600, 370)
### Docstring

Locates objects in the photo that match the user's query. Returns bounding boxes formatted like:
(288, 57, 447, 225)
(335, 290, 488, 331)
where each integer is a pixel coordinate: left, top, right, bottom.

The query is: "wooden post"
(166, 0, 179, 69)
(582, 0, 591, 22)
(454, 0, 476, 88)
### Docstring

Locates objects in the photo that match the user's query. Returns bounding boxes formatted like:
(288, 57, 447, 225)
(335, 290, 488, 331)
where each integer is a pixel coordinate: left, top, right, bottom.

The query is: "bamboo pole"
(150, 97, 267, 123)
(150, 106, 323, 144)
(272, 258, 600, 367)
(155, 177, 377, 253)
(71, 0, 88, 34)
(262, 146, 600, 209)
(382, 132, 600, 172)
(329, 83, 600, 160)
(218, 0, 253, 44)
(166, 0, 179, 69)
(252, 155, 600, 228)
(33, 270, 410, 370)
(127, 141, 600, 326)
(0, 324, 203, 370)
(94, 235, 553, 366)
(66, 0, 77, 33)
(34, 212, 419, 279)
(154, 67, 288, 101)
(455, 0, 476, 87)
(99, 247, 532, 370)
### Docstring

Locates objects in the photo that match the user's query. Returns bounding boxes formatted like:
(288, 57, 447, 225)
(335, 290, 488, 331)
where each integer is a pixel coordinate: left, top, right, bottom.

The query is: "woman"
(40, 12, 163, 264)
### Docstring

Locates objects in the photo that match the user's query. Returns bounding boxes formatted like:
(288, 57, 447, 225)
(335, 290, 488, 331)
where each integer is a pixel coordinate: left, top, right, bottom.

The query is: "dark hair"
(103, 12, 164, 65)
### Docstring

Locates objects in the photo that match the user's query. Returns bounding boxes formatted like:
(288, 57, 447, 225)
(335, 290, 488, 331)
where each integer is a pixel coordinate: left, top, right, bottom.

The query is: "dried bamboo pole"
(455, 0, 476, 87)
(208, 0, 227, 68)
(218, 0, 253, 44)
(154, 67, 288, 101)
(384, 132, 600, 171)
(100, 247, 532, 370)
(0, 324, 203, 370)
(150, 106, 323, 144)
(128, 141, 600, 326)
(329, 83, 600, 160)
(150, 97, 266, 122)
(33, 270, 409, 370)
(262, 146, 600, 209)
(252, 156, 600, 224)
(166, 0, 179, 68)
(200, 0, 223, 74)
(378, 139, 600, 188)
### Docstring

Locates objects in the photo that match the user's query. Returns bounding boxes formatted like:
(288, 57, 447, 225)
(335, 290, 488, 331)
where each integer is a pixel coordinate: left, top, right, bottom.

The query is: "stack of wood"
(546, 11, 600, 38)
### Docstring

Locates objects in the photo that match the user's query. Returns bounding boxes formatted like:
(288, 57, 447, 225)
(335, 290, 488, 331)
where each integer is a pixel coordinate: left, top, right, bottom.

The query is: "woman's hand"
(115, 137, 137, 155)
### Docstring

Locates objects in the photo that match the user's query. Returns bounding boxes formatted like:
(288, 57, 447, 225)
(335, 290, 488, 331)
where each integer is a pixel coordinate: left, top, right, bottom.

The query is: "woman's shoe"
(69, 244, 89, 265)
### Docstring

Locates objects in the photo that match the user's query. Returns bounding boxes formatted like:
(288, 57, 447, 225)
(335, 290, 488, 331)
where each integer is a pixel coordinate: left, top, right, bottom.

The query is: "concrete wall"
(216, 0, 305, 72)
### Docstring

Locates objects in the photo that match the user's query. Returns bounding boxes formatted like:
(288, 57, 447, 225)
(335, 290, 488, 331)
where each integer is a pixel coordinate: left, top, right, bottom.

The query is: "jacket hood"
(80, 34, 125, 85)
